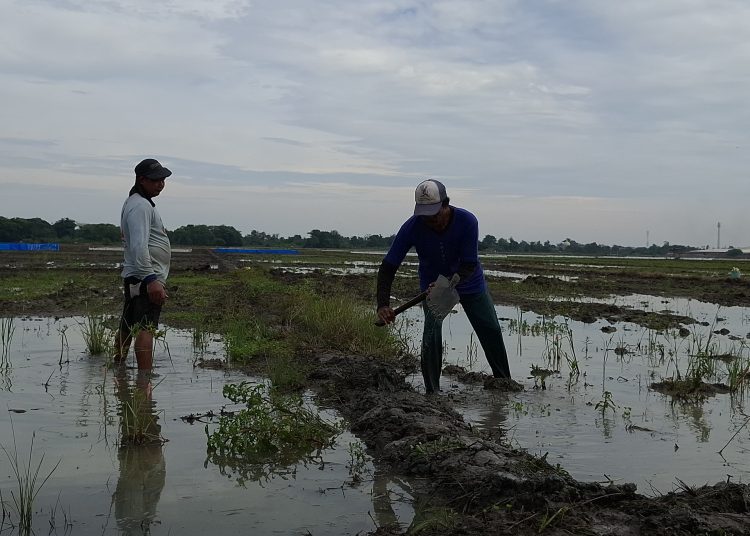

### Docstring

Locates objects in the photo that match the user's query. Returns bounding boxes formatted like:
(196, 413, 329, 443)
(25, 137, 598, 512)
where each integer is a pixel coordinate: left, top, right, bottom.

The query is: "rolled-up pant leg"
(460, 291, 511, 379)
(421, 302, 443, 393)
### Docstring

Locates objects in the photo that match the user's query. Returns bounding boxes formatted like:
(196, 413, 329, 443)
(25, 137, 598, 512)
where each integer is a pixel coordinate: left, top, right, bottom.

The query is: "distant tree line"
(0, 216, 701, 256)
(0, 217, 121, 243)
(477, 235, 696, 257)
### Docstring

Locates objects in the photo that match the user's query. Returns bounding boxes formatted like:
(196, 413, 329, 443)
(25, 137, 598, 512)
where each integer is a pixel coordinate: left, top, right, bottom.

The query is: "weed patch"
(290, 292, 404, 359)
(78, 314, 113, 356)
(205, 382, 342, 484)
(0, 427, 60, 533)
(223, 319, 291, 363)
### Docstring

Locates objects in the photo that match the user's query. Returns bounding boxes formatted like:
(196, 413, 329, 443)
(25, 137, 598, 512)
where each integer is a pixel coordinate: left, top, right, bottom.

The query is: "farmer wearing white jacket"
(115, 158, 172, 369)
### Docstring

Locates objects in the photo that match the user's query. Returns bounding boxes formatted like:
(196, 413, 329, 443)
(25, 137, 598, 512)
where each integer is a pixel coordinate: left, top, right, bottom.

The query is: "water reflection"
(371, 471, 413, 531)
(1, 317, 387, 535)
(473, 393, 512, 437)
(112, 368, 166, 535)
(0, 368, 10, 390)
(671, 399, 712, 443)
(401, 298, 750, 493)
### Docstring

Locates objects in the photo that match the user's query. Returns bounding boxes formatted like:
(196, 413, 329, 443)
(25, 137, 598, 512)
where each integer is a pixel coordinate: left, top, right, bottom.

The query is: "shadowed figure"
(111, 368, 166, 535)
(376, 179, 512, 394)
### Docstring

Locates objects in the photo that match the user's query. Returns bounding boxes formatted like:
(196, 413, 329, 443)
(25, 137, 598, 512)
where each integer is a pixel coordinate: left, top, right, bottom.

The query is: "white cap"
(414, 179, 447, 216)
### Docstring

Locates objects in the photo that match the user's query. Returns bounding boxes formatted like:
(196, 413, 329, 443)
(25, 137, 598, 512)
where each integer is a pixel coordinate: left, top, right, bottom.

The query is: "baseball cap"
(414, 179, 447, 216)
(134, 158, 172, 180)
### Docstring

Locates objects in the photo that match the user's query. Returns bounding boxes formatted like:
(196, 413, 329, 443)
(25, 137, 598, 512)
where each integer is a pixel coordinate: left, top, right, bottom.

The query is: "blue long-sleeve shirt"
(384, 207, 486, 295)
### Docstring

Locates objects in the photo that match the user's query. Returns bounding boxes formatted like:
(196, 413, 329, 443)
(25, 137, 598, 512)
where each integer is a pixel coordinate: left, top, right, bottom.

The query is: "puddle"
(398, 300, 750, 495)
(550, 293, 750, 330)
(483, 269, 578, 282)
(0, 317, 414, 535)
(265, 263, 417, 276)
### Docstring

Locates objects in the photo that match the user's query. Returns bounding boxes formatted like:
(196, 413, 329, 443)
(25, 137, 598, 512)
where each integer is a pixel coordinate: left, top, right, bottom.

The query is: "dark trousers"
(421, 290, 511, 393)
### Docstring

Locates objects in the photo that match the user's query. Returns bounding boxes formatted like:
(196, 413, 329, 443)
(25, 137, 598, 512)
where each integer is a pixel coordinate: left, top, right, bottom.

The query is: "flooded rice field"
(398, 293, 750, 495)
(3, 248, 750, 534)
(0, 318, 413, 535)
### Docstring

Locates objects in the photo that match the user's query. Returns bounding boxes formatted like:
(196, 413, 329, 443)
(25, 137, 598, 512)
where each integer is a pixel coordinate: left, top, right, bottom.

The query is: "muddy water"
(0, 317, 414, 535)
(399, 294, 750, 495)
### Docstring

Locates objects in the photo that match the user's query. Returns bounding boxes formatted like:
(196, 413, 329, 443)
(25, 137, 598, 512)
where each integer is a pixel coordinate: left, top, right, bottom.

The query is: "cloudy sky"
(1, 0, 748, 247)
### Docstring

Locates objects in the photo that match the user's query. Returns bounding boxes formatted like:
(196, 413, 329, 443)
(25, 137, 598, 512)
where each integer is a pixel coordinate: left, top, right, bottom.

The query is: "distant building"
(680, 247, 750, 259)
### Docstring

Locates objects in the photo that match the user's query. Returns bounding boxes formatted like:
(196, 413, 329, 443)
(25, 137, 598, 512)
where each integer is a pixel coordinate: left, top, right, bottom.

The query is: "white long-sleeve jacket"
(120, 194, 171, 284)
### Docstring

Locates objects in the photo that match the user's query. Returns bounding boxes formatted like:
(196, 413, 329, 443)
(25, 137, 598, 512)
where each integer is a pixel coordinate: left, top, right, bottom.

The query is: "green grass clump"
(1, 429, 60, 533)
(120, 388, 162, 446)
(79, 314, 113, 356)
(267, 354, 307, 392)
(205, 382, 341, 482)
(223, 319, 291, 363)
(290, 292, 403, 359)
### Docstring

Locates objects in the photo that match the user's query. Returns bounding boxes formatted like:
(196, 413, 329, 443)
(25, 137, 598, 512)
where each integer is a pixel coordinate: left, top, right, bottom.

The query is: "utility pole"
(717, 222, 721, 249)
(646, 230, 649, 248)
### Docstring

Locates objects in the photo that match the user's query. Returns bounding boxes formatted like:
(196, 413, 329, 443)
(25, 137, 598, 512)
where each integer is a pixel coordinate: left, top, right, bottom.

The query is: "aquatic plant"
(542, 332, 563, 369)
(151, 327, 173, 363)
(540, 323, 578, 381)
(191, 325, 209, 355)
(57, 325, 69, 365)
(530, 365, 556, 390)
(726, 354, 750, 392)
(685, 353, 718, 389)
(513, 308, 524, 356)
(78, 314, 112, 356)
(613, 335, 630, 358)
(563, 325, 579, 379)
(46, 494, 73, 535)
(120, 381, 164, 446)
(595, 391, 618, 415)
(346, 441, 370, 484)
(0, 428, 61, 534)
(205, 382, 341, 478)
(637, 327, 664, 360)
(508, 315, 565, 337)
(0, 317, 15, 367)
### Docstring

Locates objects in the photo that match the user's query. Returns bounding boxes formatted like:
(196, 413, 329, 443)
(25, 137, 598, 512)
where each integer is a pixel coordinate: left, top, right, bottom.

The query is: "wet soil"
(2, 246, 743, 331)
(310, 352, 750, 535)
(269, 269, 701, 330)
(650, 379, 732, 398)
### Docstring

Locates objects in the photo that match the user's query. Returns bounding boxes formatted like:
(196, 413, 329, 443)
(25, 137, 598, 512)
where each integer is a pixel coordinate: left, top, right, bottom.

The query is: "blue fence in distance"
(212, 248, 298, 255)
(0, 243, 60, 251)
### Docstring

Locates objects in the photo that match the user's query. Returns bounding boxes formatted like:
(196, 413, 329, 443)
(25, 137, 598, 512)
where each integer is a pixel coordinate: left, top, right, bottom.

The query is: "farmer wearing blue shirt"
(376, 179, 511, 393)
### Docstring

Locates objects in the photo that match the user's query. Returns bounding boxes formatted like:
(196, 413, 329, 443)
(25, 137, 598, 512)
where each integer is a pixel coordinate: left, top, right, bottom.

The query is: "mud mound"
(651, 379, 731, 398)
(311, 352, 750, 535)
(442, 365, 524, 392)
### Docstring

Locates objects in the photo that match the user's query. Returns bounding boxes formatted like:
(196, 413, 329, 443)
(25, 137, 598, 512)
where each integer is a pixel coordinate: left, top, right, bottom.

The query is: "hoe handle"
(375, 291, 428, 326)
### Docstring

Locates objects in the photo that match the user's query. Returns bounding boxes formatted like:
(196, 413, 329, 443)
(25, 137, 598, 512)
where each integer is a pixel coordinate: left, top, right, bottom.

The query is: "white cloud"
(1, 0, 749, 246)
